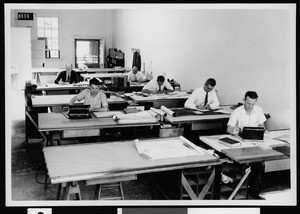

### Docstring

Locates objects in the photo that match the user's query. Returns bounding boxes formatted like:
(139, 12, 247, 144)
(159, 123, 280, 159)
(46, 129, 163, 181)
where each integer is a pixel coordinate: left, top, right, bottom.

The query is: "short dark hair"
(245, 91, 258, 99)
(89, 78, 101, 86)
(157, 75, 165, 82)
(206, 78, 216, 87)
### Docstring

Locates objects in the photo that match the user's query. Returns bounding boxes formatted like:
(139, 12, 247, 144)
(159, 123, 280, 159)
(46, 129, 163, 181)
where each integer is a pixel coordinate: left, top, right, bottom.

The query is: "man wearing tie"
(54, 63, 82, 84)
(184, 78, 220, 110)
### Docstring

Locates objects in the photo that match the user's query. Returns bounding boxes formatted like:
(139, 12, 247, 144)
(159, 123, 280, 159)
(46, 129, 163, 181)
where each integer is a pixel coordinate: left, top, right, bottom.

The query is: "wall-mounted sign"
(17, 12, 34, 20)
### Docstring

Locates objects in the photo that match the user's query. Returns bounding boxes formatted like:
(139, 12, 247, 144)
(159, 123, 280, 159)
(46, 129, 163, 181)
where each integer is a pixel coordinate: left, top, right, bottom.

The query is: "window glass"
(37, 16, 60, 59)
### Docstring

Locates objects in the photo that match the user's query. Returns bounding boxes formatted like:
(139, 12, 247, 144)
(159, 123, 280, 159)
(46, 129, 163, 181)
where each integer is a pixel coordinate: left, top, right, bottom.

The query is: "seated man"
(127, 66, 147, 82)
(69, 78, 108, 112)
(142, 75, 174, 94)
(226, 91, 267, 199)
(54, 63, 83, 84)
(227, 91, 266, 135)
(184, 78, 220, 110)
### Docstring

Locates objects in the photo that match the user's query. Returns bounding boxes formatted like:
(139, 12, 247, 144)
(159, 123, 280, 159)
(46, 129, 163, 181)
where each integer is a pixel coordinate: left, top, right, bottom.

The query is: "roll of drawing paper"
(161, 105, 176, 117)
(148, 110, 160, 121)
(150, 107, 167, 117)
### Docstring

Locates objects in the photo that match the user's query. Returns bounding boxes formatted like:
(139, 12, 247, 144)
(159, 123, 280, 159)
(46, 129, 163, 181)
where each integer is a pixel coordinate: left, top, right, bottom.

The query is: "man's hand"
(196, 104, 206, 110)
(205, 104, 212, 110)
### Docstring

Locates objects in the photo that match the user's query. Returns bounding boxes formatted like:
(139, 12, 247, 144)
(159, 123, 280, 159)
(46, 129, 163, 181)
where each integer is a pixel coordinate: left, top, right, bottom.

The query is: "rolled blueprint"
(161, 105, 176, 117)
(150, 107, 167, 117)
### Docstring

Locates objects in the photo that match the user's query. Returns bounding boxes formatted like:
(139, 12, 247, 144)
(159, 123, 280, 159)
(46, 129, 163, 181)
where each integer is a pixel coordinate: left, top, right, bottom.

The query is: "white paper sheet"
(93, 111, 124, 118)
(135, 137, 204, 160)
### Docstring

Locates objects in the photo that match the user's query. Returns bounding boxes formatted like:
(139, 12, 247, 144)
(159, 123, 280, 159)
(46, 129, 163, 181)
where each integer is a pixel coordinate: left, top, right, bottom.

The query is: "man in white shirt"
(184, 78, 220, 110)
(69, 78, 108, 112)
(227, 91, 267, 199)
(142, 75, 174, 94)
(227, 91, 266, 135)
(127, 66, 147, 82)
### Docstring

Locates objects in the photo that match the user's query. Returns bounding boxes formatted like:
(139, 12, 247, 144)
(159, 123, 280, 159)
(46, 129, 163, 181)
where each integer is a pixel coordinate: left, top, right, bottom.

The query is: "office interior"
(5, 4, 296, 204)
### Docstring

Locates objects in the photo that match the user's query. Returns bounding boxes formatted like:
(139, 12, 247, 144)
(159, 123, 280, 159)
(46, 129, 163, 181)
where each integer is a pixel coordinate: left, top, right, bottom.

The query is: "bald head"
(132, 66, 138, 74)
(65, 64, 73, 72)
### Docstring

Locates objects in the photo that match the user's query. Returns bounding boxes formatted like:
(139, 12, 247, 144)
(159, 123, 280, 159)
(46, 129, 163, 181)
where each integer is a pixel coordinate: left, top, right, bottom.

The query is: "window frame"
(36, 15, 61, 59)
(74, 39, 102, 68)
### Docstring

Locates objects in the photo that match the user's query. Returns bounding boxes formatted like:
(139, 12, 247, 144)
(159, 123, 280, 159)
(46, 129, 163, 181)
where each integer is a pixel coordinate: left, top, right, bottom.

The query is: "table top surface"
(43, 137, 219, 183)
(125, 91, 190, 102)
(81, 73, 126, 79)
(35, 83, 89, 91)
(31, 94, 127, 107)
(164, 106, 232, 124)
(199, 130, 290, 164)
(38, 112, 160, 131)
(32, 67, 126, 73)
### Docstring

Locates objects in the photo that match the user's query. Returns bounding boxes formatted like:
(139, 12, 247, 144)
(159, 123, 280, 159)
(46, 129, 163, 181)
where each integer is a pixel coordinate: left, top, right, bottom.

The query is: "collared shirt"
(227, 105, 266, 129)
(127, 71, 146, 82)
(142, 79, 173, 92)
(184, 87, 220, 109)
(75, 89, 108, 109)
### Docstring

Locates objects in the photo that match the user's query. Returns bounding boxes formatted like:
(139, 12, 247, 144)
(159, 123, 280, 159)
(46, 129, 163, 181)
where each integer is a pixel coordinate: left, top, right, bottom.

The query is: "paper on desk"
(214, 108, 232, 114)
(113, 111, 156, 120)
(93, 111, 124, 118)
(117, 118, 158, 124)
(274, 134, 290, 144)
(134, 136, 205, 160)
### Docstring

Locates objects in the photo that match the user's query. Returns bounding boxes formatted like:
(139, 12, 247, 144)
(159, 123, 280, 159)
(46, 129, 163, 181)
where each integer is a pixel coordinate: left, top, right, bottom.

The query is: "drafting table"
(125, 91, 190, 109)
(43, 137, 221, 200)
(38, 112, 160, 145)
(108, 81, 147, 93)
(73, 67, 126, 73)
(81, 73, 126, 81)
(32, 67, 126, 83)
(199, 132, 289, 200)
(164, 106, 232, 132)
(34, 83, 90, 95)
(31, 94, 128, 108)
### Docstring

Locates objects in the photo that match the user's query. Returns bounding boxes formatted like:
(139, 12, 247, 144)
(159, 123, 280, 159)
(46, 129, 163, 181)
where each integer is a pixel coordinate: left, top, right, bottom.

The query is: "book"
(218, 137, 241, 147)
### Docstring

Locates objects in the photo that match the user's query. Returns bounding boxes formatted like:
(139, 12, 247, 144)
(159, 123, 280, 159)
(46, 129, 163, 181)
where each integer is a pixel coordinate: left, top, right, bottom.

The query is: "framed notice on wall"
(17, 12, 34, 20)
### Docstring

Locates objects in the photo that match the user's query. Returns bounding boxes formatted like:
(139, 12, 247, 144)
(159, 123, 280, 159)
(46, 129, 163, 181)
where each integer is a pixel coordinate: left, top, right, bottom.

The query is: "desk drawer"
(63, 129, 100, 138)
(263, 159, 290, 172)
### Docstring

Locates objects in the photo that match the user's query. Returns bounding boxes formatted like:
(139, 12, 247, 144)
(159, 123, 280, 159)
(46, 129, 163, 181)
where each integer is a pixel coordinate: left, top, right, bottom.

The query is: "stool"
(94, 182, 124, 200)
(46, 131, 61, 146)
(57, 182, 82, 200)
(84, 174, 137, 200)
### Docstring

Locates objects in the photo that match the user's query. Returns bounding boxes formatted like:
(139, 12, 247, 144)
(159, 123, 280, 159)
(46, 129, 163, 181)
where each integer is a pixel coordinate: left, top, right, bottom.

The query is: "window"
(37, 16, 60, 59)
(75, 39, 104, 68)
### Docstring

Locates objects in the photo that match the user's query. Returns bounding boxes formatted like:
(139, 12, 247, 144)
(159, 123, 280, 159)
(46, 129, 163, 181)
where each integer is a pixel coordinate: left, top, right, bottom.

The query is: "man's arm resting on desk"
(69, 95, 79, 105)
(227, 123, 266, 135)
(142, 88, 154, 94)
(90, 106, 109, 112)
(227, 125, 240, 135)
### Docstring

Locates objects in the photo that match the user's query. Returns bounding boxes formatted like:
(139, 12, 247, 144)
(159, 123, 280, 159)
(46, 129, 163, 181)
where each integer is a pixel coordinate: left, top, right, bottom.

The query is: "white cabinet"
(31, 39, 45, 68)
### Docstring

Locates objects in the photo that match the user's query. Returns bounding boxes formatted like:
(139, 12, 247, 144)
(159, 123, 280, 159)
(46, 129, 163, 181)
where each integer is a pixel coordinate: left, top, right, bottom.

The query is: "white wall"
(10, 27, 32, 89)
(11, 9, 113, 68)
(112, 8, 294, 130)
